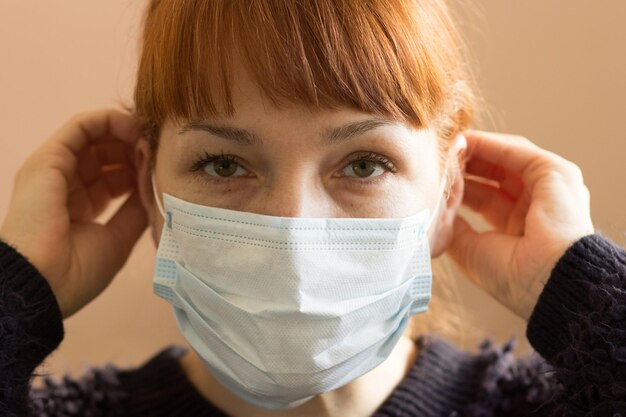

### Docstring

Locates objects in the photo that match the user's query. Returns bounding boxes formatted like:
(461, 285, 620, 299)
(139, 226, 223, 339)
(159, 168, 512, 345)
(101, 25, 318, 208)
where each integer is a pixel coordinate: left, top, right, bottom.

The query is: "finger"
(70, 155, 134, 223)
(94, 139, 133, 166)
(37, 110, 141, 195)
(87, 175, 124, 218)
(67, 178, 110, 221)
(77, 145, 101, 185)
(463, 130, 564, 192)
(464, 157, 525, 199)
(447, 215, 518, 294)
(76, 140, 133, 189)
(71, 166, 135, 221)
(67, 182, 92, 221)
(49, 109, 142, 154)
(462, 178, 518, 232)
(104, 191, 148, 269)
(74, 191, 148, 309)
(102, 166, 135, 197)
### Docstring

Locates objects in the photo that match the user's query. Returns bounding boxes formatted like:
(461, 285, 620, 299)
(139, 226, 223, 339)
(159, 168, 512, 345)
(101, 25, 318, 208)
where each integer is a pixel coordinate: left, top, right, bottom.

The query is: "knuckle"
(37, 144, 76, 173)
(507, 134, 536, 147)
(580, 183, 591, 200)
(15, 153, 38, 182)
(68, 111, 96, 129)
(13, 165, 25, 185)
(54, 146, 75, 166)
(70, 111, 88, 122)
(67, 113, 84, 126)
(542, 153, 583, 180)
(563, 160, 584, 182)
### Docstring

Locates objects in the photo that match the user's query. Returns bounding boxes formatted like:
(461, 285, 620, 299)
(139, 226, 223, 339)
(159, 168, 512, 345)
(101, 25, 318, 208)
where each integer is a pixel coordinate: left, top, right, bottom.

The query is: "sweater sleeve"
(0, 240, 65, 417)
(525, 233, 626, 416)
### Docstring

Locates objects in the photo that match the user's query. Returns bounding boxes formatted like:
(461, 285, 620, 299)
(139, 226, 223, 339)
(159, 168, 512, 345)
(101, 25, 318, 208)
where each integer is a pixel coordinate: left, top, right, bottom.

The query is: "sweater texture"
(0, 233, 624, 417)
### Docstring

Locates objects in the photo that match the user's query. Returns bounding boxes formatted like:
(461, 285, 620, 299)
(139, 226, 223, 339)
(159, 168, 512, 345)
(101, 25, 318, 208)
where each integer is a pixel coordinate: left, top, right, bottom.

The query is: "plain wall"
(1, 1, 624, 379)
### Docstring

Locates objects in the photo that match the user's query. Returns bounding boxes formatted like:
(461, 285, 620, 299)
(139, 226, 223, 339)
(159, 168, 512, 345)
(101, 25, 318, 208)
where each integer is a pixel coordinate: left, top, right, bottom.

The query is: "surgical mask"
(152, 159, 449, 410)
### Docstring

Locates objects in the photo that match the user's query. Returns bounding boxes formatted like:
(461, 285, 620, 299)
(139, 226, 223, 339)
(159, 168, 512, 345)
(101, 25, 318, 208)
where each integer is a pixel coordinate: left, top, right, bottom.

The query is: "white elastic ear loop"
(151, 174, 166, 218)
(424, 173, 447, 233)
(424, 134, 467, 232)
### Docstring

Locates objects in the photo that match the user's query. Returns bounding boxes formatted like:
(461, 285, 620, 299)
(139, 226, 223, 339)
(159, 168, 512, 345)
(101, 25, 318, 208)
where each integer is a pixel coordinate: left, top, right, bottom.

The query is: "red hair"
(134, 0, 475, 154)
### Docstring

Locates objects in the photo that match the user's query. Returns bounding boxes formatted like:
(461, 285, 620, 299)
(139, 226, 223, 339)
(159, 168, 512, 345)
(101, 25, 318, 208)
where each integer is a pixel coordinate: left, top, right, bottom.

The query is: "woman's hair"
(133, 0, 478, 345)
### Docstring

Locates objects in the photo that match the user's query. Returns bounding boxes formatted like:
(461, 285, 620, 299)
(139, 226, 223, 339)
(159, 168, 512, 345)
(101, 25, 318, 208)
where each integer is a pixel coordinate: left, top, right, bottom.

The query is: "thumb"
(61, 191, 148, 318)
(446, 215, 517, 290)
(105, 190, 148, 271)
(446, 215, 481, 284)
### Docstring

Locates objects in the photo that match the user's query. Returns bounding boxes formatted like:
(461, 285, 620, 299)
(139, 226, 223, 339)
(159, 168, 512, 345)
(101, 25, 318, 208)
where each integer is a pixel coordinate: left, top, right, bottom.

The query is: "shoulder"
(407, 334, 557, 417)
(460, 337, 556, 416)
(29, 345, 188, 416)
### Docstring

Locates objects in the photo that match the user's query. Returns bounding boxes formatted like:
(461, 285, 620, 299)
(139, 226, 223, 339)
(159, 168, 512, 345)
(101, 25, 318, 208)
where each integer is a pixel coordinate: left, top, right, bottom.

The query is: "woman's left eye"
(190, 152, 249, 178)
(340, 153, 397, 179)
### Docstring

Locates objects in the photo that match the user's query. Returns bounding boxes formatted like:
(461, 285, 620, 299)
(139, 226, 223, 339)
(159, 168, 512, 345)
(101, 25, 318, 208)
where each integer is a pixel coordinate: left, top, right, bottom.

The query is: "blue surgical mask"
(151, 162, 448, 409)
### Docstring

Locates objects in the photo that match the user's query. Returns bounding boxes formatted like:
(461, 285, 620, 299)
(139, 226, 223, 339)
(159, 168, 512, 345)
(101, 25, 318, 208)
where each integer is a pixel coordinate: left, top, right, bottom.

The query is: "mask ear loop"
(424, 134, 467, 232)
(151, 174, 166, 219)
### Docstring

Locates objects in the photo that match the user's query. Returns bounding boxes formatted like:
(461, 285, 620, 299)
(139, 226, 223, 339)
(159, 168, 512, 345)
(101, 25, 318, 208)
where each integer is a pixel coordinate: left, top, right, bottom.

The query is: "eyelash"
(190, 151, 237, 173)
(189, 151, 398, 185)
(346, 152, 398, 174)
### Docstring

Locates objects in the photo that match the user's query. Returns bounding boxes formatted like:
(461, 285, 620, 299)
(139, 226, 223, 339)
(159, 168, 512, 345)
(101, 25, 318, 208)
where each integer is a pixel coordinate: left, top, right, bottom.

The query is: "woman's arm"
(461, 233, 625, 417)
(526, 233, 626, 415)
(0, 240, 64, 417)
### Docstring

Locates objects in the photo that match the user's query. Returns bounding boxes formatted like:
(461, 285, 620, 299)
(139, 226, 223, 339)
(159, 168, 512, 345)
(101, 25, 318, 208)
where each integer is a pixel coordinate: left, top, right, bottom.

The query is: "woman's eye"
(341, 154, 394, 179)
(345, 160, 384, 178)
(191, 153, 249, 178)
(205, 158, 248, 177)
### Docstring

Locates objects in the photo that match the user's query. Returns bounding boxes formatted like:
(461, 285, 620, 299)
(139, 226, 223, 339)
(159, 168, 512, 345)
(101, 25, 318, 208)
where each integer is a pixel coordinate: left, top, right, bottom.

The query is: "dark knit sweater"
(0, 234, 625, 417)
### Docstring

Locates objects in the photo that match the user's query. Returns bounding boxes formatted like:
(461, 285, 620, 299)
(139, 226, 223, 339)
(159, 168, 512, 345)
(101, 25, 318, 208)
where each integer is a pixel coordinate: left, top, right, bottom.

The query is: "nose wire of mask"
(150, 138, 458, 410)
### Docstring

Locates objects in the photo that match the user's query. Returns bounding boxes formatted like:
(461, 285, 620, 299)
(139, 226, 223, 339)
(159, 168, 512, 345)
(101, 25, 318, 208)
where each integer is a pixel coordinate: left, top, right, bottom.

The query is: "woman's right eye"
(191, 153, 250, 178)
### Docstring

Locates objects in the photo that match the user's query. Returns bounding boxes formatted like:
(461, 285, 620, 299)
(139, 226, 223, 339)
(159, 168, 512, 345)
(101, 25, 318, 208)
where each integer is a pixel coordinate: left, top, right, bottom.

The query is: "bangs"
(135, 0, 474, 141)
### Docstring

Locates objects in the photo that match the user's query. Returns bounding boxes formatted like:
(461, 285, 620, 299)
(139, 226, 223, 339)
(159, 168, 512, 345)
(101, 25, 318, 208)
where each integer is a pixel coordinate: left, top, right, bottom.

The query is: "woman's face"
(137, 67, 464, 256)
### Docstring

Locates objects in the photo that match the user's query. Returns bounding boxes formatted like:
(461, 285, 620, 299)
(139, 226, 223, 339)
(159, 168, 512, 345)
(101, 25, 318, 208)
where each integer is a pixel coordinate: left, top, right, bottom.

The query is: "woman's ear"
(429, 134, 467, 258)
(134, 139, 160, 245)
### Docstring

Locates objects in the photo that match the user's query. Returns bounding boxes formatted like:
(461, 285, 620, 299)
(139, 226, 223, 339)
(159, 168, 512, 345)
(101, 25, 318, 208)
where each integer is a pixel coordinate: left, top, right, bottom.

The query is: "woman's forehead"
(135, 0, 471, 134)
(163, 111, 440, 163)
(166, 63, 426, 138)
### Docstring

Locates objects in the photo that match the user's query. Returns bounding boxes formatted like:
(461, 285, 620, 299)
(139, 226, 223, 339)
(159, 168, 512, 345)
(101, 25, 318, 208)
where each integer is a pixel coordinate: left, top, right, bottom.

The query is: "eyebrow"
(323, 118, 396, 145)
(178, 118, 397, 146)
(178, 122, 262, 145)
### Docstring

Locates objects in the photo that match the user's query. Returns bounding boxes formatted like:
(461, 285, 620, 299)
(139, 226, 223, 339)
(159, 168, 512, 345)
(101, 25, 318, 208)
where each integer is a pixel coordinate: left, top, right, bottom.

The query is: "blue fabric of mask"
(151, 172, 447, 410)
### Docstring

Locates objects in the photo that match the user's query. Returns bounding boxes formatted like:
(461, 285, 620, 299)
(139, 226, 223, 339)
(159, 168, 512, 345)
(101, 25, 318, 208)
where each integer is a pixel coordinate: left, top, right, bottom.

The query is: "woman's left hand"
(0, 109, 147, 318)
(447, 130, 595, 320)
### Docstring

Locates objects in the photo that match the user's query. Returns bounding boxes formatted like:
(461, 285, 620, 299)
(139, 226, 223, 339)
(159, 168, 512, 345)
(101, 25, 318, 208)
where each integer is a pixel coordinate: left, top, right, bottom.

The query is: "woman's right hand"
(0, 109, 147, 318)
(447, 130, 595, 321)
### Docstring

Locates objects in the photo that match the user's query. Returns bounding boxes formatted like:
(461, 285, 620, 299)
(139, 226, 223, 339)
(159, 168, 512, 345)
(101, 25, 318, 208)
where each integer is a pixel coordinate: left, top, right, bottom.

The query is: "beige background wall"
(1, 1, 624, 379)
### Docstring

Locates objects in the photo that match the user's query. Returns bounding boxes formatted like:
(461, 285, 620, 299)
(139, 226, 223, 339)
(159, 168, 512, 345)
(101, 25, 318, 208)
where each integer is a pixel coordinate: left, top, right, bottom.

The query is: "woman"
(1, 1, 624, 416)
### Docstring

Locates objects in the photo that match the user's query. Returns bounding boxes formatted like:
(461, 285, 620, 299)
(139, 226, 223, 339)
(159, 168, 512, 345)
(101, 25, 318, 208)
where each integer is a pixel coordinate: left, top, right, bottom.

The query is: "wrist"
(0, 239, 65, 364)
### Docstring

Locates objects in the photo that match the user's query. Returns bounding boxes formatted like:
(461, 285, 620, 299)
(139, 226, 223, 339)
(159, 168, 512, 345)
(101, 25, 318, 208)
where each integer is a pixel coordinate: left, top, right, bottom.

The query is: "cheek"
(161, 176, 433, 219)
(329, 179, 430, 218)
(182, 180, 260, 211)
